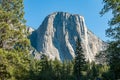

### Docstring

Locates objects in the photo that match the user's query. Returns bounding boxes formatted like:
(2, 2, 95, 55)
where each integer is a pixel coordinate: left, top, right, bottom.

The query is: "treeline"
(0, 39, 117, 80)
(0, 48, 110, 80)
(25, 55, 111, 80)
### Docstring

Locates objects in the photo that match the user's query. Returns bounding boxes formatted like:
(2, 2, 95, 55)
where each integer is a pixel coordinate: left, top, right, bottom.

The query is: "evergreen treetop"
(74, 38, 86, 80)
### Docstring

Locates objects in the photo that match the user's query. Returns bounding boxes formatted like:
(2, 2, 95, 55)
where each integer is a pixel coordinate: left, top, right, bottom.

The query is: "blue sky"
(24, 0, 112, 41)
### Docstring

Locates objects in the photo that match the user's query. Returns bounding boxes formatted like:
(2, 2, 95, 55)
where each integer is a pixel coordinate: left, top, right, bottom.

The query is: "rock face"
(30, 12, 106, 62)
(26, 27, 34, 34)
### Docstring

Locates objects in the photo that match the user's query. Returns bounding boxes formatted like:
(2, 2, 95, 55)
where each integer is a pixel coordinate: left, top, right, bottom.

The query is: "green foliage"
(0, 49, 31, 80)
(74, 38, 86, 80)
(38, 54, 53, 80)
(0, 1, 31, 79)
(30, 56, 75, 80)
(0, 48, 113, 80)
(0, 0, 25, 23)
(0, 0, 30, 51)
(0, 10, 13, 49)
(82, 62, 109, 80)
(100, 0, 120, 40)
(100, 0, 120, 79)
(105, 41, 120, 79)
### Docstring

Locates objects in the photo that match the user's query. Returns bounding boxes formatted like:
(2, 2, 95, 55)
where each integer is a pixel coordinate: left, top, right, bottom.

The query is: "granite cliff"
(30, 12, 106, 62)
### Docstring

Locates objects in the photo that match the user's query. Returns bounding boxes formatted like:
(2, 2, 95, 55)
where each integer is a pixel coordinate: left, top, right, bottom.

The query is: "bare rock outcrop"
(30, 12, 106, 62)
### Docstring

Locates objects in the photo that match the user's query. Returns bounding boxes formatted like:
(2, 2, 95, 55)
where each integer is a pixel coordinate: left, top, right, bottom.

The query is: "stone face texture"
(31, 12, 106, 62)
(26, 27, 34, 34)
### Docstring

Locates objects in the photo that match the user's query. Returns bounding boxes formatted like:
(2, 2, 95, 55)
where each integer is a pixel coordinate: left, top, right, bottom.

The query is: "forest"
(0, 0, 120, 80)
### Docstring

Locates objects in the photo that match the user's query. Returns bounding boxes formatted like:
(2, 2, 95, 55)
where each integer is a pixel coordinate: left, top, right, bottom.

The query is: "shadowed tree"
(74, 38, 86, 80)
(100, 0, 120, 79)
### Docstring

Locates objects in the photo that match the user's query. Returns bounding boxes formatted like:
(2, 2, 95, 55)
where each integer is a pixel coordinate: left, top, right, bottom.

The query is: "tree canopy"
(100, 0, 120, 79)
(0, 0, 30, 51)
(100, 0, 120, 40)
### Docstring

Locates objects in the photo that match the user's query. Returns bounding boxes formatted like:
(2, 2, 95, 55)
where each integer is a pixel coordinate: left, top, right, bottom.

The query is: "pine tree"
(61, 60, 74, 80)
(0, 49, 31, 80)
(0, 0, 30, 51)
(53, 58, 62, 80)
(106, 41, 120, 79)
(100, 0, 120, 79)
(39, 54, 54, 80)
(0, 0, 32, 79)
(74, 38, 86, 80)
(100, 0, 120, 46)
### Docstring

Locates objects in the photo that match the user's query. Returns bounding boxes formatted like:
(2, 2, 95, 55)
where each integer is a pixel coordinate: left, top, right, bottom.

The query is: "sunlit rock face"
(26, 27, 34, 34)
(30, 12, 106, 62)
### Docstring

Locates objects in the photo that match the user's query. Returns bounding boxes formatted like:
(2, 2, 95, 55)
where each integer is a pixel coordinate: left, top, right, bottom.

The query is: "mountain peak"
(30, 12, 106, 62)
(48, 12, 84, 18)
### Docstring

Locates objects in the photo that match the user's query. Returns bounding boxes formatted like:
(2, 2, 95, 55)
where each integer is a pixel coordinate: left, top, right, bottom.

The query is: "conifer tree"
(106, 41, 120, 79)
(0, 49, 31, 80)
(0, 0, 30, 51)
(100, 0, 120, 36)
(39, 54, 54, 80)
(100, 0, 120, 79)
(0, 0, 31, 79)
(74, 38, 86, 80)
(53, 58, 62, 80)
